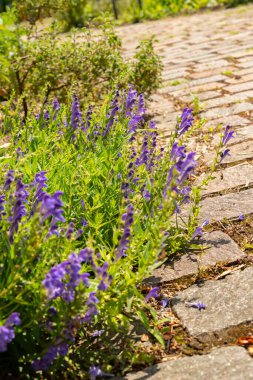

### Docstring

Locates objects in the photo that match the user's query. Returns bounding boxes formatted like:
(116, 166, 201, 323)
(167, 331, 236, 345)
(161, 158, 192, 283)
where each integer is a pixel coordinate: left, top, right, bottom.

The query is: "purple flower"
(170, 142, 186, 161)
(220, 148, 230, 163)
(222, 125, 235, 146)
(32, 346, 57, 371)
(52, 99, 60, 120)
(15, 147, 24, 158)
(9, 179, 29, 243)
(104, 90, 119, 136)
(3, 170, 15, 190)
(145, 287, 159, 301)
(238, 214, 245, 221)
(32, 342, 68, 372)
(161, 299, 168, 309)
(42, 252, 90, 302)
(176, 152, 197, 184)
(191, 220, 209, 240)
(163, 166, 175, 198)
(89, 365, 103, 380)
(143, 190, 151, 201)
(0, 312, 21, 352)
(127, 92, 146, 134)
(44, 109, 50, 120)
(0, 194, 5, 221)
(83, 105, 93, 133)
(32, 171, 48, 210)
(125, 86, 138, 116)
(185, 301, 206, 311)
(137, 93, 146, 116)
(79, 248, 93, 263)
(81, 217, 88, 227)
(98, 280, 109, 291)
(40, 191, 65, 237)
(71, 94, 83, 131)
(86, 292, 99, 306)
(83, 304, 99, 323)
(116, 204, 134, 260)
(66, 222, 75, 240)
(91, 329, 104, 337)
(177, 108, 194, 136)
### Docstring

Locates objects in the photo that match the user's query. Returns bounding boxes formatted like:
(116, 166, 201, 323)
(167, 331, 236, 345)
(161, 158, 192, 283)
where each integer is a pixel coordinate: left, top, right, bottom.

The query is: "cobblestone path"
(118, 4, 253, 379)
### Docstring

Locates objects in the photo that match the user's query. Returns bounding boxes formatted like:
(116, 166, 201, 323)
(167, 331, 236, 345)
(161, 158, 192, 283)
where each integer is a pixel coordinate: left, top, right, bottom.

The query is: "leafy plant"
(0, 9, 162, 117)
(0, 86, 232, 377)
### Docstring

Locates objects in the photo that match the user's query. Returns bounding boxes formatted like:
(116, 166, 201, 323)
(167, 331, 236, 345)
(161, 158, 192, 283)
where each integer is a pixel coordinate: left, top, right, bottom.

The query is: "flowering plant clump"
(0, 87, 232, 378)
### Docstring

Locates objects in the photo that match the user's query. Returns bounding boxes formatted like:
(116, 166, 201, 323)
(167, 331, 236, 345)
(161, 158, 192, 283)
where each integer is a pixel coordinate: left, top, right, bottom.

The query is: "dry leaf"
(141, 334, 149, 342)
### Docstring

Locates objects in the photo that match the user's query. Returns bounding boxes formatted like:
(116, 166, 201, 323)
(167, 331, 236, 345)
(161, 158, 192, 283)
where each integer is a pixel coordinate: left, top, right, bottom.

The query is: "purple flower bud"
(170, 142, 186, 161)
(32, 342, 68, 372)
(0, 312, 21, 352)
(79, 248, 93, 263)
(222, 125, 235, 146)
(220, 149, 230, 163)
(42, 251, 90, 302)
(81, 217, 88, 227)
(52, 99, 60, 120)
(71, 94, 83, 131)
(116, 204, 134, 260)
(9, 179, 29, 243)
(161, 299, 168, 309)
(86, 292, 99, 306)
(66, 222, 75, 240)
(89, 365, 103, 380)
(176, 152, 197, 184)
(3, 170, 15, 190)
(40, 191, 65, 237)
(238, 214, 245, 221)
(191, 220, 209, 240)
(177, 108, 194, 136)
(145, 287, 159, 301)
(91, 330, 104, 337)
(0, 194, 6, 221)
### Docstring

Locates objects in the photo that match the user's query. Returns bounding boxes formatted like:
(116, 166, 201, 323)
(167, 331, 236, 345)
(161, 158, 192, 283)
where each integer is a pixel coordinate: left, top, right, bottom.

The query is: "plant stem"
(112, 0, 118, 19)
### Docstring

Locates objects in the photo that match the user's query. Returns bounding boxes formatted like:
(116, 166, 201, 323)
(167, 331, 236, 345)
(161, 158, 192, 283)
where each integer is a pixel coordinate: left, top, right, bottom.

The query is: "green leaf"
(151, 327, 165, 348)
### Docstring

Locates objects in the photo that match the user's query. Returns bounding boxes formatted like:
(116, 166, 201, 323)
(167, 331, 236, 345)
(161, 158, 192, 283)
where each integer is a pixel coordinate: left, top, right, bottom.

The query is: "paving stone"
(234, 124, 253, 143)
(204, 115, 250, 131)
(172, 267, 253, 344)
(239, 60, 253, 69)
(199, 188, 253, 222)
(189, 69, 225, 80)
(221, 140, 253, 164)
(145, 231, 245, 285)
(193, 60, 232, 72)
(202, 102, 253, 119)
(162, 69, 189, 81)
(201, 163, 253, 195)
(205, 91, 253, 108)
(179, 91, 220, 103)
(160, 82, 226, 98)
(226, 80, 253, 93)
(126, 346, 253, 380)
(224, 71, 253, 85)
(190, 75, 227, 87)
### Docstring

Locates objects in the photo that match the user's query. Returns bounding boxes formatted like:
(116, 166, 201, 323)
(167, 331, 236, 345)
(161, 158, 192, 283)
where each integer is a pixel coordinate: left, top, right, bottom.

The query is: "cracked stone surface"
(172, 267, 253, 344)
(145, 231, 245, 285)
(126, 346, 253, 380)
